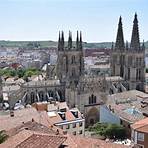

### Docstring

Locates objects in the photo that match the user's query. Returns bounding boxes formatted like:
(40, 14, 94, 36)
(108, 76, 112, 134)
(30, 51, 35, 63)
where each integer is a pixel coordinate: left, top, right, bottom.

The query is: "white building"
(32, 101, 85, 136)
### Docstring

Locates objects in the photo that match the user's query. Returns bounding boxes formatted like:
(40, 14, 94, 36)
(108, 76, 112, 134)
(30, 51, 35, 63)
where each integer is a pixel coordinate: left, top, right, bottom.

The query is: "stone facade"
(56, 31, 126, 126)
(111, 14, 145, 92)
(2, 14, 145, 127)
(57, 31, 84, 87)
(21, 80, 65, 104)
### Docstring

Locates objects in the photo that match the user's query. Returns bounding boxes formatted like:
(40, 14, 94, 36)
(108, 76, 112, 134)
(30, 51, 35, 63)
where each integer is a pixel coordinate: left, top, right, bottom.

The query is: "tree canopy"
(88, 122, 126, 140)
(0, 68, 41, 78)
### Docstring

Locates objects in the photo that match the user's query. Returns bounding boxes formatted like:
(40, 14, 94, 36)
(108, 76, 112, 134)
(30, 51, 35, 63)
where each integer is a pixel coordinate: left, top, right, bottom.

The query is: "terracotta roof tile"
(0, 107, 55, 131)
(7, 121, 59, 137)
(64, 135, 130, 148)
(131, 117, 148, 133)
(0, 130, 66, 148)
(15, 134, 67, 148)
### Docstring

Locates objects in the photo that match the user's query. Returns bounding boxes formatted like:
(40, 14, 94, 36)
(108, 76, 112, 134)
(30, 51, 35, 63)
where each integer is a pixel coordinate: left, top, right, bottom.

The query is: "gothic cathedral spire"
(79, 31, 83, 50)
(76, 30, 79, 50)
(61, 31, 64, 50)
(130, 13, 140, 51)
(68, 31, 72, 49)
(115, 16, 124, 51)
(58, 31, 61, 50)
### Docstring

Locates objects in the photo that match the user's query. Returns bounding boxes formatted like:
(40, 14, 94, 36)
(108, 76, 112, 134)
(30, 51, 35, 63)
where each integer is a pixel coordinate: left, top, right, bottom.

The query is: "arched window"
(30, 92, 35, 104)
(39, 91, 44, 101)
(72, 68, 76, 76)
(89, 94, 96, 104)
(71, 55, 75, 64)
(48, 91, 54, 97)
(63, 55, 68, 72)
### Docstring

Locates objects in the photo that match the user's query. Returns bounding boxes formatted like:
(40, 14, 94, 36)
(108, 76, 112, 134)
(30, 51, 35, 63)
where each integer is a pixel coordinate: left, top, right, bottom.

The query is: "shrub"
(88, 122, 126, 140)
(0, 130, 8, 144)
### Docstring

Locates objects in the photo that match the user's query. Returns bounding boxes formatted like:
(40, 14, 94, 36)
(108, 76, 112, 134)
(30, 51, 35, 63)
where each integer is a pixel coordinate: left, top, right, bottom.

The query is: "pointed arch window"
(71, 55, 76, 64)
(72, 68, 76, 77)
(63, 55, 68, 72)
(89, 94, 97, 104)
(31, 92, 35, 104)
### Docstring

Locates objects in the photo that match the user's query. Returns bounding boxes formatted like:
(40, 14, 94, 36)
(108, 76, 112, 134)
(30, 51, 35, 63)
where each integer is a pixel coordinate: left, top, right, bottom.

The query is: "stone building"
(57, 31, 84, 87)
(1, 14, 145, 127)
(111, 13, 145, 91)
(56, 31, 126, 126)
(131, 118, 148, 148)
(2, 31, 126, 127)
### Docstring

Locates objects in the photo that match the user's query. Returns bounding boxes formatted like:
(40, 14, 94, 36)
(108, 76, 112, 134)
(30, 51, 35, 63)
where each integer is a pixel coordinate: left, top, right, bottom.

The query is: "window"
(89, 94, 97, 104)
(79, 122, 83, 127)
(128, 68, 130, 79)
(66, 124, 70, 129)
(128, 56, 132, 65)
(72, 68, 76, 76)
(79, 130, 83, 135)
(73, 123, 76, 128)
(73, 131, 76, 135)
(137, 144, 144, 148)
(120, 120, 123, 125)
(71, 55, 75, 64)
(137, 132, 144, 141)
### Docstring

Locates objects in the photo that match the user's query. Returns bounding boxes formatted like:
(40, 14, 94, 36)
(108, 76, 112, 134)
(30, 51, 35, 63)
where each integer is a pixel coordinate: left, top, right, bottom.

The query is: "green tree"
(88, 122, 126, 140)
(0, 130, 8, 144)
(17, 69, 25, 78)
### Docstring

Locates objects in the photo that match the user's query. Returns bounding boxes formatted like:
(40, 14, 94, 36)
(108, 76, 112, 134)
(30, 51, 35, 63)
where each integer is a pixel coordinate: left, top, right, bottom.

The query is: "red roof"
(15, 134, 66, 148)
(131, 117, 148, 133)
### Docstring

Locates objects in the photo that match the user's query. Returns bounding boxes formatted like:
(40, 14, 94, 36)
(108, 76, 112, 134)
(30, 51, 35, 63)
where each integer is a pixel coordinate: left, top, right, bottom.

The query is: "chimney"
(74, 111, 78, 118)
(71, 110, 78, 118)
(56, 129, 59, 135)
(59, 112, 66, 120)
(10, 110, 14, 117)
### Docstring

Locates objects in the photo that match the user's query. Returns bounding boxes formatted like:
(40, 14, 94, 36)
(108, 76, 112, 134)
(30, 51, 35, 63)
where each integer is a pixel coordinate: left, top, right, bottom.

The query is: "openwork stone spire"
(61, 31, 64, 50)
(68, 31, 72, 49)
(79, 31, 83, 50)
(58, 31, 61, 50)
(115, 16, 124, 51)
(76, 30, 79, 50)
(130, 13, 140, 51)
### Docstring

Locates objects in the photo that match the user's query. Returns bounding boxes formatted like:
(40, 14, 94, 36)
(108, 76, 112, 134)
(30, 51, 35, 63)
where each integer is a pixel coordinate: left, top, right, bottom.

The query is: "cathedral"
(2, 13, 145, 126)
(111, 13, 145, 92)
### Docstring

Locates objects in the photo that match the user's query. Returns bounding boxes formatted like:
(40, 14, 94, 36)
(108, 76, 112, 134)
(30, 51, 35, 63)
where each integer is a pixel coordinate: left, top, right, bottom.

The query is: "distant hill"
(0, 40, 148, 49)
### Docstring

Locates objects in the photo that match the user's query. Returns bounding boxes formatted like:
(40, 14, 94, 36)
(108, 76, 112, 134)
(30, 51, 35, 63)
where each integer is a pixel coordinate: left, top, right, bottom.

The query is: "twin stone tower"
(56, 13, 145, 92)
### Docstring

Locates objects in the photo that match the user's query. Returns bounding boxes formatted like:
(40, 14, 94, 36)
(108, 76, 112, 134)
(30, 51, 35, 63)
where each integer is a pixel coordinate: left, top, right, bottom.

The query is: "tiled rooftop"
(131, 117, 148, 133)
(0, 130, 66, 148)
(15, 134, 66, 148)
(0, 107, 53, 131)
(110, 104, 143, 123)
(64, 135, 130, 148)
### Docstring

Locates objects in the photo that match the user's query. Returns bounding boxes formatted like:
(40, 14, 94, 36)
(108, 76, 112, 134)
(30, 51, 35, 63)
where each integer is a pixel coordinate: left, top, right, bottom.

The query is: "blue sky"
(0, 0, 147, 42)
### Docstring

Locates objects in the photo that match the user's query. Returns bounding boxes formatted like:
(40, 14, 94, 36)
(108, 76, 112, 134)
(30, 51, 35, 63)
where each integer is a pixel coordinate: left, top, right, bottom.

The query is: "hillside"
(0, 40, 148, 49)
